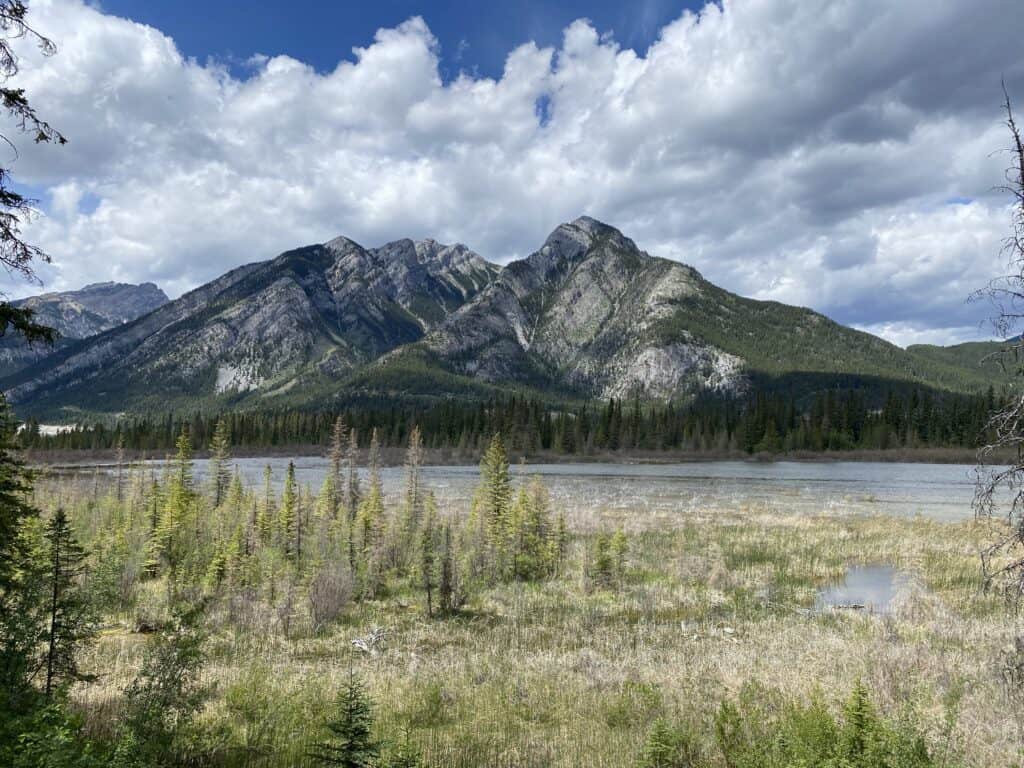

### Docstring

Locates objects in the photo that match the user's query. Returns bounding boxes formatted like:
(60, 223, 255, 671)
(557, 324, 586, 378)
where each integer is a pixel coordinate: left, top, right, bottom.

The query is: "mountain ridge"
(0, 218, 1008, 419)
(0, 281, 169, 377)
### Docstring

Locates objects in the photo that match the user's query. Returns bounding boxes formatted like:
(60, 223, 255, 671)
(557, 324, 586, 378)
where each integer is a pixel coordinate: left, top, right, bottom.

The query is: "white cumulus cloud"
(1, 0, 1022, 346)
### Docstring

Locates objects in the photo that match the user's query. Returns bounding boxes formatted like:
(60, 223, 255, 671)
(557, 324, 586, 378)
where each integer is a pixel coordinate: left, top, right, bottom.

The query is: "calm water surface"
(165, 459, 982, 522)
(816, 565, 914, 614)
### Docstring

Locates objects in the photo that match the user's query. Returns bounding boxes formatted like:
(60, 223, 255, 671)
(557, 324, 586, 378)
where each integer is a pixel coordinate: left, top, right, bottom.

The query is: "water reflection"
(816, 565, 913, 614)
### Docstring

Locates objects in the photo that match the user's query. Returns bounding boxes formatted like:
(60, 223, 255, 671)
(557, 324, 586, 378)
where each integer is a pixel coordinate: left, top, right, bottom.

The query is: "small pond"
(816, 565, 914, 615)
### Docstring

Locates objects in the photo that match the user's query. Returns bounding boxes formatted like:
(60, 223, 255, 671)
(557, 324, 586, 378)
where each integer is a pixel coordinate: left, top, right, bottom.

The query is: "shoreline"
(22, 444, 1002, 468)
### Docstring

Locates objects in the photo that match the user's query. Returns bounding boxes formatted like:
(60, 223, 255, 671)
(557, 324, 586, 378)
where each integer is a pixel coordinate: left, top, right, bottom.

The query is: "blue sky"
(5, 0, 1023, 346)
(99, 0, 698, 81)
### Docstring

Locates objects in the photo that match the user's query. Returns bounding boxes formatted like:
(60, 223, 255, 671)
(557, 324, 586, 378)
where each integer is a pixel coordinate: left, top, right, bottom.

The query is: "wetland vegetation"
(2, 411, 1018, 766)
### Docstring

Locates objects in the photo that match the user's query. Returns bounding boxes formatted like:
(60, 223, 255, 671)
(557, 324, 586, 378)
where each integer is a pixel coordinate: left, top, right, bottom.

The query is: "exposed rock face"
(0, 282, 169, 375)
(423, 217, 747, 399)
(3, 238, 497, 410)
(3, 216, 1000, 416)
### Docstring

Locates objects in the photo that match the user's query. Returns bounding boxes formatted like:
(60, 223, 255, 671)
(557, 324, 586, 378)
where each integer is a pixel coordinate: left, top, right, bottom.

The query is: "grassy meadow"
(28, 436, 1024, 768)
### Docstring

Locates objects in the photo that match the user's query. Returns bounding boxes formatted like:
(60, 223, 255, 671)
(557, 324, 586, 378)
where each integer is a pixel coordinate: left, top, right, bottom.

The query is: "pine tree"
(256, 464, 274, 543)
(114, 433, 126, 503)
(41, 508, 95, 697)
(279, 461, 299, 561)
(329, 416, 347, 518)
(355, 432, 384, 594)
(310, 672, 380, 767)
(476, 433, 511, 577)
(343, 428, 362, 521)
(403, 425, 425, 535)
(208, 417, 232, 507)
(0, 394, 35, 596)
(438, 522, 460, 615)
(146, 430, 196, 586)
(420, 492, 438, 617)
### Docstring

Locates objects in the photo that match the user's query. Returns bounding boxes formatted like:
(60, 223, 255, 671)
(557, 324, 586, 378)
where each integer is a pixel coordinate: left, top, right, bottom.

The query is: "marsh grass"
(39, 469, 1023, 766)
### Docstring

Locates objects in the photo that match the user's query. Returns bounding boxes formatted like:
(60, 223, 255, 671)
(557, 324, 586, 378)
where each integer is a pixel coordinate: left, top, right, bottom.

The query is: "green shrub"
(639, 717, 697, 768)
(714, 680, 951, 768)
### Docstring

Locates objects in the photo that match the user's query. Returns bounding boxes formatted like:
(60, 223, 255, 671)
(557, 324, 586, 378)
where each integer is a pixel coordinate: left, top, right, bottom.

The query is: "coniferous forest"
(19, 386, 1003, 457)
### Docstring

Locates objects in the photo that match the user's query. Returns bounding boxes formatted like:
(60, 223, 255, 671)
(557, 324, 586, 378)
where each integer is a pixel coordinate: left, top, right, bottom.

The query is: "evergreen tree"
(256, 464, 274, 543)
(438, 522, 460, 615)
(0, 394, 35, 596)
(329, 416, 347, 518)
(115, 433, 126, 503)
(609, 529, 629, 583)
(639, 718, 694, 768)
(343, 428, 362, 521)
(551, 511, 569, 577)
(512, 478, 554, 581)
(41, 508, 95, 697)
(310, 672, 380, 768)
(279, 461, 298, 561)
(208, 417, 232, 507)
(474, 433, 512, 578)
(146, 430, 196, 586)
(355, 430, 384, 595)
(402, 425, 425, 537)
(420, 492, 438, 617)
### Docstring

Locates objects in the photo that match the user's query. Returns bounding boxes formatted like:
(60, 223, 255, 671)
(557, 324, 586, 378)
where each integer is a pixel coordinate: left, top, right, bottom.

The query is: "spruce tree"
(438, 522, 459, 615)
(146, 430, 196, 586)
(609, 529, 629, 583)
(0, 394, 34, 595)
(476, 433, 511, 576)
(208, 417, 232, 507)
(256, 464, 274, 543)
(279, 461, 298, 560)
(41, 508, 95, 697)
(343, 428, 362, 521)
(403, 425, 425, 535)
(420, 492, 438, 617)
(355, 432, 384, 594)
(114, 433, 126, 503)
(310, 672, 380, 767)
(118, 602, 207, 767)
(329, 416, 347, 518)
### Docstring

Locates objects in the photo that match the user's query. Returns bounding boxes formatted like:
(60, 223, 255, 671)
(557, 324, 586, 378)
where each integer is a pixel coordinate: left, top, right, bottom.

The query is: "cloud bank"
(5, 0, 1023, 346)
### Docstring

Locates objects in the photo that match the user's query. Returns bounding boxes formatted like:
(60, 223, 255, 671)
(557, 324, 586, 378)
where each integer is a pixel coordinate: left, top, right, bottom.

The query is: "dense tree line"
(20, 386, 1003, 456)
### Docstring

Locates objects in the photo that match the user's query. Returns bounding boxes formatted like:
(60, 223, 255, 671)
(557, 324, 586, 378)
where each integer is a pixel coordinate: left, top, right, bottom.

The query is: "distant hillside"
(0, 282, 168, 376)
(906, 341, 1015, 387)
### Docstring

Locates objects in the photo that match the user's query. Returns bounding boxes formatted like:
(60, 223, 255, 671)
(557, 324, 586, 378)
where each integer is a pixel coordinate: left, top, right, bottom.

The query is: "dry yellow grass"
(62, 489, 1022, 767)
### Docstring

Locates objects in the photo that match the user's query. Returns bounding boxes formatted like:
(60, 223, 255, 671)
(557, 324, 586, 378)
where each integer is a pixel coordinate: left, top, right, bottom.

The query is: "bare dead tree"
(974, 83, 1024, 605)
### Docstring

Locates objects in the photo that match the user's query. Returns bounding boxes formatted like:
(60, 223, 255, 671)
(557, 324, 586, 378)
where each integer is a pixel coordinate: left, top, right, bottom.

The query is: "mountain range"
(0, 217, 1009, 419)
(0, 282, 168, 378)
